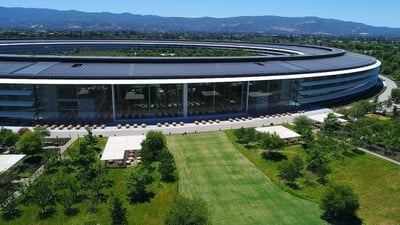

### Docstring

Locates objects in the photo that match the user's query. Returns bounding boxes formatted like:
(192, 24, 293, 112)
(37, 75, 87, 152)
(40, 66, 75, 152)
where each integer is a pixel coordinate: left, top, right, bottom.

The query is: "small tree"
(277, 155, 304, 185)
(0, 128, 19, 148)
(58, 189, 76, 216)
(27, 178, 56, 216)
(141, 131, 167, 164)
(84, 128, 98, 145)
(16, 130, 44, 155)
(0, 188, 20, 220)
(323, 113, 341, 133)
(72, 140, 98, 168)
(293, 115, 313, 134)
(234, 127, 246, 143)
(321, 183, 360, 220)
(241, 128, 256, 147)
(159, 150, 177, 182)
(307, 148, 331, 183)
(261, 132, 285, 152)
(165, 195, 210, 225)
(127, 166, 154, 204)
(300, 128, 314, 148)
(110, 197, 128, 225)
(391, 88, 400, 104)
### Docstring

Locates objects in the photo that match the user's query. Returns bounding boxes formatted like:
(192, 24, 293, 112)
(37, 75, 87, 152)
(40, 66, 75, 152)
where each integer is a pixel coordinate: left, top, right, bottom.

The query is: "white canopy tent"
(255, 126, 301, 139)
(307, 112, 347, 124)
(101, 135, 146, 161)
(0, 154, 25, 173)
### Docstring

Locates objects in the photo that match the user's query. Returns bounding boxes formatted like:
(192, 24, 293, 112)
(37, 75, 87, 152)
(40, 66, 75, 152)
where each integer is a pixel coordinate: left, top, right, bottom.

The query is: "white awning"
(100, 135, 146, 161)
(0, 154, 25, 173)
(256, 126, 301, 139)
(307, 112, 347, 123)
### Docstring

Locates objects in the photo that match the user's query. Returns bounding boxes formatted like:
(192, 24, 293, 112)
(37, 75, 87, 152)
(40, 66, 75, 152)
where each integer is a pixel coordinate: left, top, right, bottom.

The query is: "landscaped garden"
(224, 113, 400, 225)
(0, 131, 178, 225)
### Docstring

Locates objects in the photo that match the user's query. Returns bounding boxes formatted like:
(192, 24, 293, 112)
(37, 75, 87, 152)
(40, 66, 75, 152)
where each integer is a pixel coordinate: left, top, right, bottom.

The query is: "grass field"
(225, 130, 400, 225)
(2, 138, 177, 225)
(167, 132, 327, 225)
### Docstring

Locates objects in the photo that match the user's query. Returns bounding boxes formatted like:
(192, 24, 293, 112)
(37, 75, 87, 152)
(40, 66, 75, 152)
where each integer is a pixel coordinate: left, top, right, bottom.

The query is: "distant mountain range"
(1, 7, 400, 37)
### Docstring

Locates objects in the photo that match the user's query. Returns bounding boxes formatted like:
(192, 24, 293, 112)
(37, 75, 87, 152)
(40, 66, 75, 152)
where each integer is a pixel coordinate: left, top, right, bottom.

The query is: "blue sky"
(1, 0, 399, 28)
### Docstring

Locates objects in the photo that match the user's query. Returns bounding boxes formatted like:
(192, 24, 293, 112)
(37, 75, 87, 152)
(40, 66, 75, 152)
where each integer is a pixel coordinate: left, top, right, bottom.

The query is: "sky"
(1, 0, 399, 28)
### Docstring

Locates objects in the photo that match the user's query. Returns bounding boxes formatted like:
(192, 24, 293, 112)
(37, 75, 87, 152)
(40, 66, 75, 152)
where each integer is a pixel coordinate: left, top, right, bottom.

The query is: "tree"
(17, 127, 30, 136)
(277, 155, 304, 185)
(391, 88, 400, 104)
(141, 131, 167, 164)
(234, 127, 246, 143)
(293, 115, 313, 134)
(323, 113, 341, 133)
(72, 140, 97, 168)
(159, 150, 177, 182)
(242, 128, 257, 147)
(0, 187, 20, 220)
(165, 195, 210, 225)
(110, 197, 128, 225)
(27, 178, 56, 216)
(0, 128, 19, 147)
(127, 166, 154, 203)
(84, 128, 98, 145)
(321, 183, 360, 219)
(58, 189, 76, 216)
(349, 100, 375, 118)
(43, 149, 61, 172)
(300, 128, 314, 148)
(260, 132, 285, 151)
(307, 148, 331, 183)
(16, 130, 44, 155)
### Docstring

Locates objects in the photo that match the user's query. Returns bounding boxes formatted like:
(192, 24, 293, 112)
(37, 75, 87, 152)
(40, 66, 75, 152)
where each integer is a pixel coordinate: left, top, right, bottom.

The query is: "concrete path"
(356, 147, 400, 166)
(378, 75, 398, 102)
(36, 108, 334, 138)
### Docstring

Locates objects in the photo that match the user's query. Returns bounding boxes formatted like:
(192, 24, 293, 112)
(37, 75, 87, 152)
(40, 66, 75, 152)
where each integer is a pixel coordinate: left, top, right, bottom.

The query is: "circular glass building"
(0, 40, 380, 125)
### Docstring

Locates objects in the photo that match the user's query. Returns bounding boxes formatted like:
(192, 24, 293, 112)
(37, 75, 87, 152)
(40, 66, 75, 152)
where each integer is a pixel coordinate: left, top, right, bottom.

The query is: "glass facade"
(188, 82, 246, 116)
(39, 85, 112, 123)
(0, 67, 379, 125)
(297, 68, 379, 105)
(114, 84, 183, 119)
(248, 80, 298, 114)
(0, 84, 37, 124)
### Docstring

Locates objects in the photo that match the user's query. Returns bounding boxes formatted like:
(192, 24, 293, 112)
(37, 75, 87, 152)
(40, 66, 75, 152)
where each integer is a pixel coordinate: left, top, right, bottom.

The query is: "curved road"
(378, 75, 398, 102)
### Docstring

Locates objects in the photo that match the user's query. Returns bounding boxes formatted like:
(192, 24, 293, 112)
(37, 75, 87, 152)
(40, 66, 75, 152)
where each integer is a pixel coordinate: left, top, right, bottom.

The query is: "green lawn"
(167, 132, 327, 225)
(2, 137, 177, 225)
(225, 130, 400, 225)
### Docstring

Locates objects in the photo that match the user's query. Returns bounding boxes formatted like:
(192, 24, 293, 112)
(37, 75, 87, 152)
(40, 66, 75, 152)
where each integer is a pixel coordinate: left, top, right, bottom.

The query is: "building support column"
(111, 84, 116, 122)
(183, 83, 188, 117)
(245, 81, 250, 114)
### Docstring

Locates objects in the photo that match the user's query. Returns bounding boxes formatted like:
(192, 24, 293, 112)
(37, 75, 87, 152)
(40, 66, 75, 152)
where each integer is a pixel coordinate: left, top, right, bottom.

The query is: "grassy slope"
(167, 132, 327, 225)
(2, 138, 177, 225)
(225, 130, 400, 225)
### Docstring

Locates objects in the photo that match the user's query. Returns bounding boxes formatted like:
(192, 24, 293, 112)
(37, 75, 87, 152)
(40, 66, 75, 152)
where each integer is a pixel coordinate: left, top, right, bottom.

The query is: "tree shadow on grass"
(261, 151, 287, 162)
(38, 208, 56, 220)
(64, 207, 80, 217)
(128, 191, 155, 204)
(286, 182, 300, 190)
(2, 209, 21, 221)
(323, 215, 362, 225)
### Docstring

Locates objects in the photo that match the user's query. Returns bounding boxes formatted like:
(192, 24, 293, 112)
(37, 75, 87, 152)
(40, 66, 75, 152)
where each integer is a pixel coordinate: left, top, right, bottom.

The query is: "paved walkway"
(36, 108, 334, 138)
(378, 75, 398, 102)
(356, 147, 400, 166)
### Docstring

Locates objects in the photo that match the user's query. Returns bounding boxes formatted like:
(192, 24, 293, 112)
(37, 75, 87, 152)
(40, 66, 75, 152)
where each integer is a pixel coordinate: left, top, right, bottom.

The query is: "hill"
(0, 7, 400, 37)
